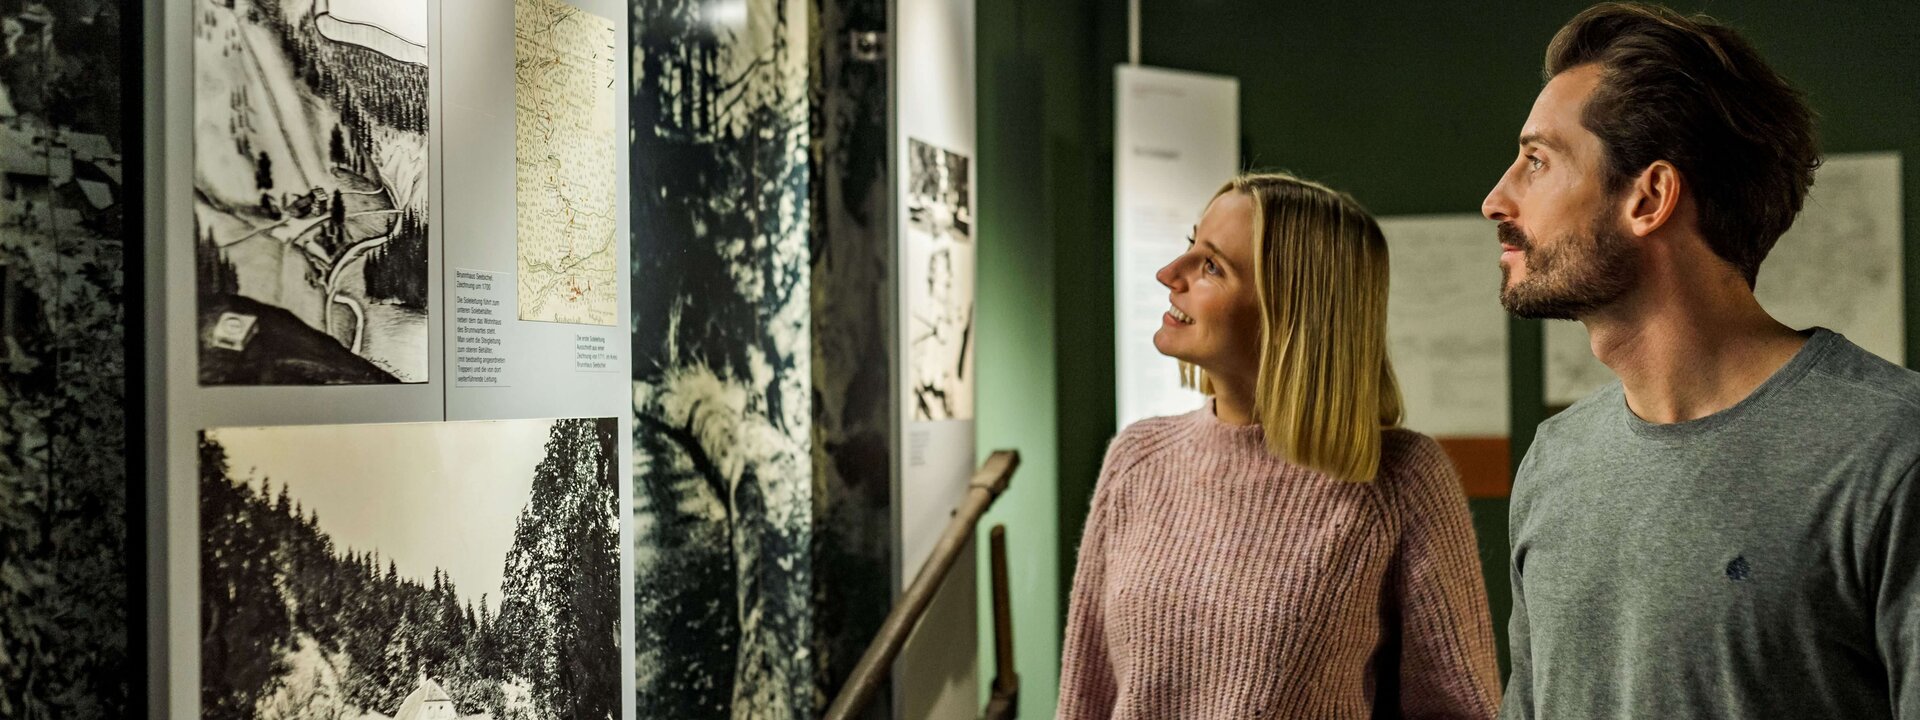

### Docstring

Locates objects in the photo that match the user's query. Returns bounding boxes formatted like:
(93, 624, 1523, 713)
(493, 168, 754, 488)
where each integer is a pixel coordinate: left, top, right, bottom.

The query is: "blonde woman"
(1057, 173, 1500, 719)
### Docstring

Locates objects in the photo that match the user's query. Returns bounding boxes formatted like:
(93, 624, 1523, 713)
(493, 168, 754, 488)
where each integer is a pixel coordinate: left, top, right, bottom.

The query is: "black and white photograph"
(809, 0, 898, 708)
(0, 1, 134, 715)
(629, 0, 816, 715)
(198, 417, 620, 720)
(906, 138, 975, 421)
(193, 0, 430, 385)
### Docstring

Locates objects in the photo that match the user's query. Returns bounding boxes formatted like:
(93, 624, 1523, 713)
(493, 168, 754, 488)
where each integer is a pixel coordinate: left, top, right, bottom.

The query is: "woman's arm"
(1056, 437, 1134, 719)
(1384, 434, 1502, 720)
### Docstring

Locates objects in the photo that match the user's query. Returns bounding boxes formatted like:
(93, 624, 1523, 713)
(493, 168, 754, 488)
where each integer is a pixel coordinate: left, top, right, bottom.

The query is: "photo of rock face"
(197, 417, 621, 720)
(628, 0, 815, 715)
(906, 138, 974, 422)
(193, 0, 430, 385)
(0, 1, 134, 715)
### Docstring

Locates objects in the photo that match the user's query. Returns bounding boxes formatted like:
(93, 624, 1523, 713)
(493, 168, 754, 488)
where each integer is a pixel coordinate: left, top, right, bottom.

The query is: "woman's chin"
(1150, 332, 1184, 360)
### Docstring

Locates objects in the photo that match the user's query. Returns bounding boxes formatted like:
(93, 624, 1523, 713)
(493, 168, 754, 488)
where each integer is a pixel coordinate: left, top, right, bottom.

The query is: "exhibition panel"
(154, 0, 638, 716)
(892, 0, 980, 717)
(627, 0, 815, 715)
(121, 0, 981, 717)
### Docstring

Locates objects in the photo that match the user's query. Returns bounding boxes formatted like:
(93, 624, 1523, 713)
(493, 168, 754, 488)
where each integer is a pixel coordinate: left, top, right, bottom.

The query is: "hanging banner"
(1114, 65, 1239, 428)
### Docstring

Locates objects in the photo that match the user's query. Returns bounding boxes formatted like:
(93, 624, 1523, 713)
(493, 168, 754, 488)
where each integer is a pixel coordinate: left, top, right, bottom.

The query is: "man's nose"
(1483, 171, 1516, 223)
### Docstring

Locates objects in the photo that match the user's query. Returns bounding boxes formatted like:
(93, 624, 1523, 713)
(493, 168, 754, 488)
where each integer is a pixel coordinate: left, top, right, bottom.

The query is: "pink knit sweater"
(1057, 406, 1501, 719)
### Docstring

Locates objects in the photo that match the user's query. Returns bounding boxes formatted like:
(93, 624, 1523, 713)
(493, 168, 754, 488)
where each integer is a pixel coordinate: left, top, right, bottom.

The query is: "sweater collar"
(1191, 398, 1268, 454)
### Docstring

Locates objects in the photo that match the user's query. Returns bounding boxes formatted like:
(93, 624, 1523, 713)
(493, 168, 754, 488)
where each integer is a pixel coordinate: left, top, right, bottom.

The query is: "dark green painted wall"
(978, 1, 1919, 714)
(973, 0, 1108, 715)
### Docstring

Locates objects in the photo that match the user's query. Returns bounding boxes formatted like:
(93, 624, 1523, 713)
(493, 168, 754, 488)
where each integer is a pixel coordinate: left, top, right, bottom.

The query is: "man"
(1483, 3, 1920, 718)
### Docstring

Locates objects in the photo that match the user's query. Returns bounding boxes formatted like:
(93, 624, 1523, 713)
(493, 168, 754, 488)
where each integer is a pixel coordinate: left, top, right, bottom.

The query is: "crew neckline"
(1622, 327, 1835, 441)
(1192, 398, 1267, 452)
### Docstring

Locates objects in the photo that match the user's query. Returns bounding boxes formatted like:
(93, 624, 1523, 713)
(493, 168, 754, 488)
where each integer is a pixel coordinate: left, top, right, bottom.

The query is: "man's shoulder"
(1534, 379, 1625, 443)
(1803, 331, 1920, 425)
(1508, 383, 1615, 506)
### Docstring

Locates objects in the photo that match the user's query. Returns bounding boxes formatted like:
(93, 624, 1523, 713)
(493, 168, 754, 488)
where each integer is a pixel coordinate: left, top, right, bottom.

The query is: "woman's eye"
(1203, 258, 1221, 276)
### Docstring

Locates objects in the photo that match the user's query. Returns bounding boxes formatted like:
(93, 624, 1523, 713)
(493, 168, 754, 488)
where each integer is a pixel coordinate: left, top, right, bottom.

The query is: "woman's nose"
(1156, 257, 1183, 291)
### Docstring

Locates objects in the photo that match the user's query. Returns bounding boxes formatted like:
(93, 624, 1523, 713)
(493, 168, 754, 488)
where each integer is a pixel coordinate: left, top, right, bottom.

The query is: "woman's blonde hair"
(1180, 172, 1404, 482)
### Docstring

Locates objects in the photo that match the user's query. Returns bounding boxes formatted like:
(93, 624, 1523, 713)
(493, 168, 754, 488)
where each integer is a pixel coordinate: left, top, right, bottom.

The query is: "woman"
(1057, 173, 1500, 719)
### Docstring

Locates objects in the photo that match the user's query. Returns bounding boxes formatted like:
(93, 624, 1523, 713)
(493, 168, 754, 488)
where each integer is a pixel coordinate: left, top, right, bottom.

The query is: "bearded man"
(1484, 4, 1920, 719)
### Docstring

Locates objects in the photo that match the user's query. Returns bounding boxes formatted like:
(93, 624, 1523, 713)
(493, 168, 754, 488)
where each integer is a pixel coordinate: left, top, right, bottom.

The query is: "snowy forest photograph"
(198, 417, 619, 720)
(628, 0, 815, 715)
(193, 0, 430, 385)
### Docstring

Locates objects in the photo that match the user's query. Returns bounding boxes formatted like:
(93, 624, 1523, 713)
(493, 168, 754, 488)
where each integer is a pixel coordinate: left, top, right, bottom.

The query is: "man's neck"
(1583, 279, 1806, 424)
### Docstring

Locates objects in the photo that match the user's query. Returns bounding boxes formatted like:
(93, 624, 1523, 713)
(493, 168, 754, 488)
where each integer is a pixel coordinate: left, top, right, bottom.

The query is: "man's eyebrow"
(1519, 132, 1564, 153)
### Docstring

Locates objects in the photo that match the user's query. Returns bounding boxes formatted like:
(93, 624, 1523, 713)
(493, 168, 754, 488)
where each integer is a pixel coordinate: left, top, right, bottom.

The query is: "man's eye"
(1527, 155, 1544, 172)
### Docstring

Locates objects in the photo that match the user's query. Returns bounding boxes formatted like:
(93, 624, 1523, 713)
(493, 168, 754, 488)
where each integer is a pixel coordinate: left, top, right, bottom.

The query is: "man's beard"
(1498, 210, 1639, 320)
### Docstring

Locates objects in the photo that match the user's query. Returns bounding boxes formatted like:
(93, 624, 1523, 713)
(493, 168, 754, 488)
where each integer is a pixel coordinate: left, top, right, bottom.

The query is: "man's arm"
(1499, 444, 1544, 720)
(1875, 460, 1920, 718)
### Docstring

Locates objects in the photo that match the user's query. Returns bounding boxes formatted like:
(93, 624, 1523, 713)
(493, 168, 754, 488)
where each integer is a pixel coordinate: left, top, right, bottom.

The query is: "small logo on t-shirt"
(1726, 555, 1752, 582)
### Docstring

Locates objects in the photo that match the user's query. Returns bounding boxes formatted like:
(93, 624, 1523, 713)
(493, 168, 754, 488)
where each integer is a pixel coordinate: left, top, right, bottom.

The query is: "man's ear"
(1623, 161, 1681, 238)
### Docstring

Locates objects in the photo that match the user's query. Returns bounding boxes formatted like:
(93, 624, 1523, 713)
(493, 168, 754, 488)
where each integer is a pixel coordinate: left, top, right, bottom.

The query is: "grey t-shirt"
(1502, 328, 1920, 719)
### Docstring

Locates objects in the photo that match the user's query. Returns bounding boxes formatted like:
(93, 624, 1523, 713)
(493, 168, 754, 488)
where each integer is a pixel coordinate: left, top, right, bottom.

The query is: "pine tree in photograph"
(630, 0, 815, 715)
(198, 419, 620, 720)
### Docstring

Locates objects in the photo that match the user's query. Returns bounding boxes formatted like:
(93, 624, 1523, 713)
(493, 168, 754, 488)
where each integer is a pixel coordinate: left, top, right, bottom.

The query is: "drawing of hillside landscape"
(193, 0, 429, 385)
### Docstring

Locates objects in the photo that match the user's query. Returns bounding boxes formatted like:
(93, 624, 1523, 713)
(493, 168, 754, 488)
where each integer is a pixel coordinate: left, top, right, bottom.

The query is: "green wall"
(973, 0, 1106, 716)
(978, 1, 1919, 715)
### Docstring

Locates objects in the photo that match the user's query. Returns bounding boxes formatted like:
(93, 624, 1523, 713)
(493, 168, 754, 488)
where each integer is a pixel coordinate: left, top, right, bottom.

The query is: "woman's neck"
(1210, 373, 1258, 426)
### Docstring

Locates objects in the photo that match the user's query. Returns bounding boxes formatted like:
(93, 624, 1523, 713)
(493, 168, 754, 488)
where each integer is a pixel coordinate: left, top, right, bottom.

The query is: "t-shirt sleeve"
(1056, 436, 1132, 720)
(1500, 516, 1534, 720)
(1500, 447, 1540, 720)
(1386, 435, 1503, 719)
(1874, 458, 1920, 718)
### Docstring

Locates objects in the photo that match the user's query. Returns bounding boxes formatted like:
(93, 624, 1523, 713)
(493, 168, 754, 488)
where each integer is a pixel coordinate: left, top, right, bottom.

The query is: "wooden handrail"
(822, 450, 1021, 720)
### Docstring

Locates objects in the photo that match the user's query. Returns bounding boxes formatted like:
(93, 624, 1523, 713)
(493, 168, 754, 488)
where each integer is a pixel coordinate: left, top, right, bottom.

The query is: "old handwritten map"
(515, 0, 618, 325)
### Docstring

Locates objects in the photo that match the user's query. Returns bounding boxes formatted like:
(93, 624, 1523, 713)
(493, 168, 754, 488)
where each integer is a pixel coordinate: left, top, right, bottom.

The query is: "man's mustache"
(1498, 222, 1532, 252)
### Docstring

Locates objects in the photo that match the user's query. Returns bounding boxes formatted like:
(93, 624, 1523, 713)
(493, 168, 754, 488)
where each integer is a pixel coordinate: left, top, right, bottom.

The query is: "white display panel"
(152, 0, 634, 716)
(1380, 214, 1510, 437)
(894, 0, 978, 716)
(158, 2, 450, 713)
(441, 0, 630, 423)
(1113, 65, 1238, 428)
(1545, 152, 1905, 405)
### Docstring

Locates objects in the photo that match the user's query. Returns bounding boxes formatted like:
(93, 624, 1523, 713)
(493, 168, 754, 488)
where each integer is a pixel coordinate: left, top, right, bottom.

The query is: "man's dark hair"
(1546, 2, 1821, 288)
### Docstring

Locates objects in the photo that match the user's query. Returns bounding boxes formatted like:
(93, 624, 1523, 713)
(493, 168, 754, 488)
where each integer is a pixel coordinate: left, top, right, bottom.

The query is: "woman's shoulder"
(1375, 427, 1460, 494)
(1113, 408, 1208, 454)
(1114, 410, 1195, 446)
(1098, 410, 1202, 484)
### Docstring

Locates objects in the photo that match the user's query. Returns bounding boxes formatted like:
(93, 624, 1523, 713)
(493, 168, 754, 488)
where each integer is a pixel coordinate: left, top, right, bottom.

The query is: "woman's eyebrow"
(1194, 236, 1234, 271)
